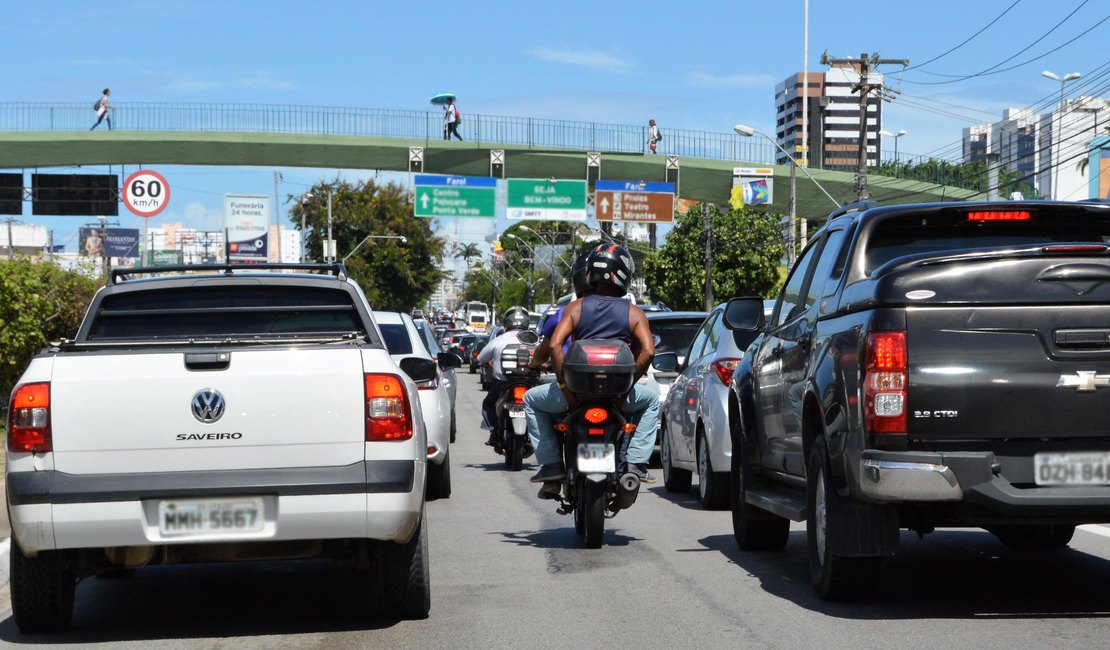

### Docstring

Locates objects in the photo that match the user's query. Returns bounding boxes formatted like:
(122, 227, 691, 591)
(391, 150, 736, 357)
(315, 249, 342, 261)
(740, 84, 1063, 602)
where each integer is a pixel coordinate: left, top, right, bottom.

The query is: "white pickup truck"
(5, 264, 432, 632)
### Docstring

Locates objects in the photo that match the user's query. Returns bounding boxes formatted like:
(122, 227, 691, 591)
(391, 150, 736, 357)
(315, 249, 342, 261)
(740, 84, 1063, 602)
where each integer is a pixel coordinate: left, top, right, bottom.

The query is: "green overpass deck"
(0, 131, 984, 220)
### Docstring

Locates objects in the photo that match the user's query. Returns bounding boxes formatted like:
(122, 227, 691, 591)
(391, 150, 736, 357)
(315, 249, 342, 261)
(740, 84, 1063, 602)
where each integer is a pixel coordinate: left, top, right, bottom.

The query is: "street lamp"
(733, 124, 840, 209)
(1042, 70, 1082, 200)
(342, 234, 407, 264)
(879, 129, 907, 164)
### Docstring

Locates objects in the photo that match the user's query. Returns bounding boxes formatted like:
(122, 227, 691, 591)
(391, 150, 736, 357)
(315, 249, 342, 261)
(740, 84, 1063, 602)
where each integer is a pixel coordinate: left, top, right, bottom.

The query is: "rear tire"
(989, 524, 1076, 550)
(731, 441, 789, 551)
(505, 434, 523, 472)
(697, 431, 730, 510)
(381, 511, 431, 620)
(661, 423, 692, 493)
(427, 450, 452, 500)
(583, 480, 606, 549)
(807, 436, 882, 600)
(10, 542, 75, 634)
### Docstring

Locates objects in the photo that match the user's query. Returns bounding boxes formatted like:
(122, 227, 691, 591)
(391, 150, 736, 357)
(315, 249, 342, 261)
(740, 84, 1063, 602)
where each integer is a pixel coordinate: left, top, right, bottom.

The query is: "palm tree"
(455, 243, 482, 275)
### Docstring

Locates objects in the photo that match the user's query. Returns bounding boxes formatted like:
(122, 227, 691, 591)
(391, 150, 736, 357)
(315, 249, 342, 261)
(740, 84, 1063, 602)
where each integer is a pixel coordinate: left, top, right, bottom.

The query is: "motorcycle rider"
(526, 243, 658, 497)
(477, 305, 534, 452)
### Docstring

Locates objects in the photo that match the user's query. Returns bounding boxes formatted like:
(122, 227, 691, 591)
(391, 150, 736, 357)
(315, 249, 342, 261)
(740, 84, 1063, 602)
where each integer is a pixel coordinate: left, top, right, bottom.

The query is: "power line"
(899, 0, 1023, 73)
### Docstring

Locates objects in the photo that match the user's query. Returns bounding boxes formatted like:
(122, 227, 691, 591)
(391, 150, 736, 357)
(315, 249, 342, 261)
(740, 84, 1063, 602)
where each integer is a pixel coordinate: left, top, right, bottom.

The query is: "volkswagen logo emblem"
(191, 389, 226, 424)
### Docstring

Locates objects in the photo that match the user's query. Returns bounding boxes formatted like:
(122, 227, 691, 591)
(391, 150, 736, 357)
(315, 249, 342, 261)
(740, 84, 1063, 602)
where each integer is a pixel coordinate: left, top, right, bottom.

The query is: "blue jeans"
(524, 382, 659, 467)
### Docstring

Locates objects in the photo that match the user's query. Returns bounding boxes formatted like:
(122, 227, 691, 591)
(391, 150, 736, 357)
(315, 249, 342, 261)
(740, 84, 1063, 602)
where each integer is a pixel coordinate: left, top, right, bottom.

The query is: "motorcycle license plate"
(1034, 451, 1110, 485)
(509, 407, 526, 418)
(578, 443, 615, 473)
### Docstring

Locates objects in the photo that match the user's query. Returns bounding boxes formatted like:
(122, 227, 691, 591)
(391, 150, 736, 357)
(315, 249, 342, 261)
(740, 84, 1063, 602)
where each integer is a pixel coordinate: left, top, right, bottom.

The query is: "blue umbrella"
(429, 92, 456, 106)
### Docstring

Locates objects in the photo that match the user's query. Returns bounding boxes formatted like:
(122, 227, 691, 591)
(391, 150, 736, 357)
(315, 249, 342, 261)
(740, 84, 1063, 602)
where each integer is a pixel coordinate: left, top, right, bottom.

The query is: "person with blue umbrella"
(431, 92, 462, 141)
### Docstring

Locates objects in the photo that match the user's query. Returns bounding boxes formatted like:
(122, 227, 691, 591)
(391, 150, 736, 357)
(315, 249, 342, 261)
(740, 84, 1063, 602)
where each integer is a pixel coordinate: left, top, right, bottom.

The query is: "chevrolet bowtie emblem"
(1056, 371, 1110, 392)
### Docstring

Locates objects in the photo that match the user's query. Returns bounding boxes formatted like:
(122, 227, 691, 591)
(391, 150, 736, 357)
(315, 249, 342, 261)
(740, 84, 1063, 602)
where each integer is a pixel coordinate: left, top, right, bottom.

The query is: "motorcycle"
(551, 339, 642, 549)
(493, 331, 541, 471)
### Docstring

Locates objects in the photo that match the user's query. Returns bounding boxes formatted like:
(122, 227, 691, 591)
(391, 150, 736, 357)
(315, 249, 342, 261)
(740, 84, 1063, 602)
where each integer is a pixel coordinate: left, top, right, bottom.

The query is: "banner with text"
(224, 194, 271, 263)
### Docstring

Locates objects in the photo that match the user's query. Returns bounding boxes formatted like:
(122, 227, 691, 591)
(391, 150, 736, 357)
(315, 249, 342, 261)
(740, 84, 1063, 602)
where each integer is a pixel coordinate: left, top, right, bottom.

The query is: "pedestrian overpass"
(0, 103, 983, 220)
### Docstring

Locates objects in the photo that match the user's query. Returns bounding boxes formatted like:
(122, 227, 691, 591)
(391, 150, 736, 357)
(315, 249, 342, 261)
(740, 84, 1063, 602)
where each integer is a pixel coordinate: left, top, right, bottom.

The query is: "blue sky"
(4, 0, 1105, 265)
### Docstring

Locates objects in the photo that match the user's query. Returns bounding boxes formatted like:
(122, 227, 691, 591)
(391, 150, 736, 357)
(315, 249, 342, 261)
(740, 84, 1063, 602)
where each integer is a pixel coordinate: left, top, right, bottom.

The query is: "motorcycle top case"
(562, 339, 635, 397)
(500, 343, 536, 377)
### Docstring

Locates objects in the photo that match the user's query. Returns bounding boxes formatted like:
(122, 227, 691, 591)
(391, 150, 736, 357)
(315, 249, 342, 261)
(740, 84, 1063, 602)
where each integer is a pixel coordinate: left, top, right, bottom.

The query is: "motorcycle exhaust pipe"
(616, 472, 641, 509)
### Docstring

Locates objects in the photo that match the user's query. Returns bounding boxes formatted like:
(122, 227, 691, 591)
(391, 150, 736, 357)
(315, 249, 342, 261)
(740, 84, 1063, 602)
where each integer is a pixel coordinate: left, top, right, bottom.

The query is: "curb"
(0, 538, 8, 587)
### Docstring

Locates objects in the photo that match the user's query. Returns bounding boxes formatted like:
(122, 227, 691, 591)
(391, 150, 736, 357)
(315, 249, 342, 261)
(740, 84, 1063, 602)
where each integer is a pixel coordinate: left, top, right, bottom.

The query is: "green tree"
(875, 159, 1039, 198)
(455, 242, 482, 275)
(644, 204, 783, 311)
(1, 258, 99, 401)
(290, 179, 446, 312)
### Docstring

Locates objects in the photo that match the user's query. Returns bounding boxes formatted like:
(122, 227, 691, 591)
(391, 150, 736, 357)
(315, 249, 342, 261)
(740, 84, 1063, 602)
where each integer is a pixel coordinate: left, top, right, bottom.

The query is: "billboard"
(730, 167, 775, 208)
(224, 194, 270, 263)
(79, 227, 139, 258)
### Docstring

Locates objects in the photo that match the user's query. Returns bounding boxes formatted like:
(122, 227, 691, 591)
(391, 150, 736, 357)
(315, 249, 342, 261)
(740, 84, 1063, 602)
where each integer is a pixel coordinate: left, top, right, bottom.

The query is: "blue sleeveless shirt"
(575, 295, 632, 345)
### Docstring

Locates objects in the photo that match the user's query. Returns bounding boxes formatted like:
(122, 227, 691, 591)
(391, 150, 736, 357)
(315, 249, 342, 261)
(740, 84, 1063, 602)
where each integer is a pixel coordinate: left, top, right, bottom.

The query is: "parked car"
(376, 311, 462, 499)
(639, 311, 709, 460)
(413, 317, 458, 437)
(659, 305, 760, 509)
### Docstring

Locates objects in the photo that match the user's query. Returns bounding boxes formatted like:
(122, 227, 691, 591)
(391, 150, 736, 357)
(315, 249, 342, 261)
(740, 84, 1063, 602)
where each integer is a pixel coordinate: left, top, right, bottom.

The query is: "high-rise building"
(775, 66, 883, 170)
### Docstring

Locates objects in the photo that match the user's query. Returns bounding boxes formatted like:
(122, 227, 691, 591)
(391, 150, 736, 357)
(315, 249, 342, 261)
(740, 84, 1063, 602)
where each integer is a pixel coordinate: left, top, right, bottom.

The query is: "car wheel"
(427, 450, 451, 500)
(807, 436, 882, 600)
(381, 510, 431, 619)
(731, 436, 789, 551)
(697, 430, 730, 510)
(988, 524, 1075, 551)
(661, 422, 692, 493)
(10, 541, 75, 633)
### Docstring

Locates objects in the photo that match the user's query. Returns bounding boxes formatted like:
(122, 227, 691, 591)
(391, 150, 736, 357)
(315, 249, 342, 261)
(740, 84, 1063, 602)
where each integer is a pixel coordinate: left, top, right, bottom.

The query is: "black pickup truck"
(724, 200, 1110, 600)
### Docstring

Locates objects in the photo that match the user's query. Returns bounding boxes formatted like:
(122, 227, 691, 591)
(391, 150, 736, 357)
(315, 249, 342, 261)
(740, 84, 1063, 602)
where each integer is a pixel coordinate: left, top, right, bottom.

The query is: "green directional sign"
(506, 178, 588, 221)
(413, 175, 497, 218)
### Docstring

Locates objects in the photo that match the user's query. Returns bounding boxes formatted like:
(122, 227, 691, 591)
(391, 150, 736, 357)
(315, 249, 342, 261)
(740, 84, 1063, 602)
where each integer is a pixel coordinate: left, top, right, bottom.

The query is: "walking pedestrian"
(90, 88, 112, 131)
(444, 97, 463, 141)
(648, 119, 661, 154)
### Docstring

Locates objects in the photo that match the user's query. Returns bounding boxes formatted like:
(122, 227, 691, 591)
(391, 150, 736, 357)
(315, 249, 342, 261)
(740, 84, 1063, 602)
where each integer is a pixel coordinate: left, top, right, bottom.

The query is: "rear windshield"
(86, 286, 367, 341)
(866, 210, 1110, 274)
(651, 318, 705, 356)
(470, 314, 486, 324)
(379, 324, 414, 355)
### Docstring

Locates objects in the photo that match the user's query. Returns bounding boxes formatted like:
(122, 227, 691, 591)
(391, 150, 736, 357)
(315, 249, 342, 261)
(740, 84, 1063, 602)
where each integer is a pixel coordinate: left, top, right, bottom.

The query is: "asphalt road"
(2, 372, 1110, 647)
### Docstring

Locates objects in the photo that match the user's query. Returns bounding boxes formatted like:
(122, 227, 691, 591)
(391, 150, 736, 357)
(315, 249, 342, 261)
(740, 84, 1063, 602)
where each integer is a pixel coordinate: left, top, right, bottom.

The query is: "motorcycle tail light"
(584, 407, 608, 424)
(8, 382, 51, 453)
(364, 373, 413, 441)
(513, 385, 528, 404)
(588, 428, 605, 435)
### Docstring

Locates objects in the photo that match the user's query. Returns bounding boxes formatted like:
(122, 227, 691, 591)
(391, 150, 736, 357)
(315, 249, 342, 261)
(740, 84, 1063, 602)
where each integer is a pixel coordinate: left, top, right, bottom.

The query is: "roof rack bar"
(109, 262, 348, 285)
(826, 200, 879, 221)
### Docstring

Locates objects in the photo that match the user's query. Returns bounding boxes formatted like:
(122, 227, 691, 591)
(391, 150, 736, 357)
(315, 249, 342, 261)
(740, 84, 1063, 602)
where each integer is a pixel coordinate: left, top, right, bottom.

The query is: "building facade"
(775, 66, 883, 170)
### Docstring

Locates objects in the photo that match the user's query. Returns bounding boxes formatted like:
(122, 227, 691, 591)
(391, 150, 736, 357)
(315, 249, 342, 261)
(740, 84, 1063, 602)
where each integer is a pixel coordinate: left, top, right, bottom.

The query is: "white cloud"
(689, 71, 775, 88)
(529, 47, 633, 74)
(181, 201, 223, 230)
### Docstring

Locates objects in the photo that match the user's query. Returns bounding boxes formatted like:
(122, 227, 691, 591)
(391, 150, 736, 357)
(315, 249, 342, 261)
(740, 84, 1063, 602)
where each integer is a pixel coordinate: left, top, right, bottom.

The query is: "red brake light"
(584, 407, 608, 424)
(1043, 245, 1109, 254)
(966, 210, 1030, 221)
(711, 358, 741, 386)
(513, 385, 528, 404)
(864, 332, 907, 435)
(8, 382, 52, 453)
(583, 345, 622, 365)
(587, 428, 605, 436)
(364, 373, 413, 441)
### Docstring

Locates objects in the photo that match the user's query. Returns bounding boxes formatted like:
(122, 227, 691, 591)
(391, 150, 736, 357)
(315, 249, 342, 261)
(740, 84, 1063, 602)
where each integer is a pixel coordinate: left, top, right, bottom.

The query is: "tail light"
(513, 385, 528, 404)
(584, 407, 608, 423)
(864, 332, 907, 435)
(588, 428, 605, 435)
(364, 373, 413, 441)
(711, 358, 741, 386)
(966, 210, 1030, 221)
(8, 382, 52, 453)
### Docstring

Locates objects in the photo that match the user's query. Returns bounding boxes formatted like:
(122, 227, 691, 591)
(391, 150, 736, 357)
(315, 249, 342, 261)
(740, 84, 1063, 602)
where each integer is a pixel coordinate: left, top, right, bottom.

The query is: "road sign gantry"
(414, 175, 497, 218)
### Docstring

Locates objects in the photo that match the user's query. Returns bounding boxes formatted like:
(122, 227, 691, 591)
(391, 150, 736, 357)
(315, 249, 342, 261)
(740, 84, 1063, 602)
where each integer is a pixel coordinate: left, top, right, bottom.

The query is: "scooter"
(550, 339, 641, 549)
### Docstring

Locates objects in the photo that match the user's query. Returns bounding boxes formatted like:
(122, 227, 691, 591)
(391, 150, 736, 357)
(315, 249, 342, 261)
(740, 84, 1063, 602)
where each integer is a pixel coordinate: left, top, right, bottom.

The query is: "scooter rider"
(477, 305, 534, 452)
(526, 244, 658, 496)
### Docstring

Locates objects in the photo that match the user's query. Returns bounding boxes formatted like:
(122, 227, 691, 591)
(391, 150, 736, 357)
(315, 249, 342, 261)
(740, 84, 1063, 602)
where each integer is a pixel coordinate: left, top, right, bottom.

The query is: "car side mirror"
(722, 297, 765, 331)
(399, 357, 438, 384)
(516, 330, 539, 345)
(652, 352, 678, 373)
(437, 351, 463, 370)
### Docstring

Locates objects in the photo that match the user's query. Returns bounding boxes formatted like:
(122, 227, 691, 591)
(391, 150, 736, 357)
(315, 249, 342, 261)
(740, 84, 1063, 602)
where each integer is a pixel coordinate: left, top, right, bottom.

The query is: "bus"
(464, 301, 490, 334)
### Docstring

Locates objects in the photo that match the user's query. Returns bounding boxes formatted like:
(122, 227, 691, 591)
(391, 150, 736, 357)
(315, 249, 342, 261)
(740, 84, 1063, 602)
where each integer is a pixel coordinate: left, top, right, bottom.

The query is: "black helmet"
(501, 306, 530, 331)
(586, 244, 635, 292)
(571, 254, 590, 296)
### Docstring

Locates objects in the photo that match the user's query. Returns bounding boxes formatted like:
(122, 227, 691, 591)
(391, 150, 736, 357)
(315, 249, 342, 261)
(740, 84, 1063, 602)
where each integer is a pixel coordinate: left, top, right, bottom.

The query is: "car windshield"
(378, 323, 414, 355)
(651, 318, 705, 356)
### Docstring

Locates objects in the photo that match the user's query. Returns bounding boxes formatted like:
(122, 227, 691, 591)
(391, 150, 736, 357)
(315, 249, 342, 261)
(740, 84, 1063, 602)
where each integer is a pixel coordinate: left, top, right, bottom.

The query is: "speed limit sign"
(123, 170, 171, 218)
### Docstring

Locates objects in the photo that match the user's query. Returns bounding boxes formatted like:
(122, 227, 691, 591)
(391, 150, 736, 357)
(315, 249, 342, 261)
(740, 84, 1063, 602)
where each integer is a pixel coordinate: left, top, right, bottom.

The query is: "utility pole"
(704, 203, 714, 311)
(822, 52, 909, 200)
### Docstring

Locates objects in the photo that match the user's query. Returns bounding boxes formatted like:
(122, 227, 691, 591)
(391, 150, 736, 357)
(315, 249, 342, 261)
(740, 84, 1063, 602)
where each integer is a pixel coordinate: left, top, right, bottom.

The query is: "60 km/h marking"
(123, 170, 171, 218)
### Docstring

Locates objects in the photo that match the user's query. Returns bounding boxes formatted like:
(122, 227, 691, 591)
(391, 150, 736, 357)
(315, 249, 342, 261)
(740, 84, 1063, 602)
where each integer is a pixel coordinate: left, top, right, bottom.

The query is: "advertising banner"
(147, 249, 183, 266)
(104, 228, 140, 258)
(224, 194, 271, 263)
(731, 167, 774, 208)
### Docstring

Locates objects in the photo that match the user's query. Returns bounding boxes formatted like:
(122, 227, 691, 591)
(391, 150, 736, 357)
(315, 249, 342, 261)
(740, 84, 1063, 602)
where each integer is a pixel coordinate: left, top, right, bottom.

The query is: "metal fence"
(0, 102, 976, 190)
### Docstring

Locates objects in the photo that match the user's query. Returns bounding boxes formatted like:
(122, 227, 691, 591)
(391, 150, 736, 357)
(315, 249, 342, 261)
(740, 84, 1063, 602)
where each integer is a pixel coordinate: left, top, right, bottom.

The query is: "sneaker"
(537, 482, 561, 500)
(530, 463, 566, 483)
(630, 463, 657, 484)
(485, 432, 498, 447)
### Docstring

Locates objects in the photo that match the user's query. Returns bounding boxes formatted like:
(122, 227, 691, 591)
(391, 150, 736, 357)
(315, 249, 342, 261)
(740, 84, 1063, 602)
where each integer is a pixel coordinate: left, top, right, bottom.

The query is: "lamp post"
(342, 234, 407, 264)
(879, 129, 907, 165)
(1041, 70, 1082, 200)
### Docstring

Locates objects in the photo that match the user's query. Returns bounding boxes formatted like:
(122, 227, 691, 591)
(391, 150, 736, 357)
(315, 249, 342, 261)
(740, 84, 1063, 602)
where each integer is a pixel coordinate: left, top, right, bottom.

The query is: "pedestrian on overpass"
(444, 98, 463, 141)
(648, 119, 661, 154)
(90, 88, 112, 131)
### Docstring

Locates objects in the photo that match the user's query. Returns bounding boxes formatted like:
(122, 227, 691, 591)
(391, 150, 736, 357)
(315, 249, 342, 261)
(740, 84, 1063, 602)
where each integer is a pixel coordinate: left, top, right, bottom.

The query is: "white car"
(376, 311, 460, 499)
(639, 311, 710, 459)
